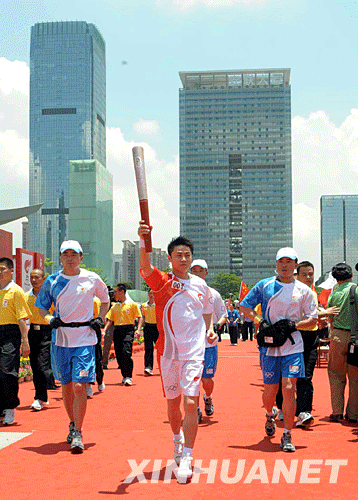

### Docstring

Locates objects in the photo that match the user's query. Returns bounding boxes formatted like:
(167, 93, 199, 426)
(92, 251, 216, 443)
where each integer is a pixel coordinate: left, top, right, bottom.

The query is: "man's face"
(30, 270, 45, 291)
(148, 290, 154, 303)
(60, 249, 83, 274)
(276, 257, 297, 281)
(0, 263, 13, 286)
(168, 245, 192, 275)
(114, 288, 126, 302)
(190, 265, 208, 281)
(297, 266, 314, 287)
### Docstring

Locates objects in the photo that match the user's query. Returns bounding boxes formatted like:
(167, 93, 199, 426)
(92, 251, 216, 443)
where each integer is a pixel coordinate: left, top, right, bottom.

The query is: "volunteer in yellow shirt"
(104, 283, 141, 386)
(0, 257, 31, 425)
(136, 289, 159, 376)
(25, 268, 58, 411)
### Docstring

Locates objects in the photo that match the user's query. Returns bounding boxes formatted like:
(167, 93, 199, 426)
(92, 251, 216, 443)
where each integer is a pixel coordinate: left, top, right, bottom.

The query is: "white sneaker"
(98, 382, 105, 392)
(123, 378, 132, 386)
(86, 384, 93, 398)
(173, 431, 184, 465)
(144, 368, 153, 376)
(31, 399, 44, 411)
(296, 412, 314, 427)
(177, 453, 193, 482)
(3, 409, 15, 425)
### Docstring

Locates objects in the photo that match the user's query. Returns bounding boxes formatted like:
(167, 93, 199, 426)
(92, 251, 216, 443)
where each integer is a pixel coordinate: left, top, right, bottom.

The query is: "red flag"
(317, 288, 332, 307)
(239, 281, 250, 302)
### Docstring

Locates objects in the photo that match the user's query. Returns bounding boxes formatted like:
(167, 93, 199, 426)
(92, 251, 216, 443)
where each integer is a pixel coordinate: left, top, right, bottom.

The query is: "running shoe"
(123, 378, 132, 386)
(344, 414, 358, 423)
(177, 453, 193, 482)
(86, 384, 93, 398)
(197, 406, 203, 423)
(31, 399, 44, 411)
(173, 431, 184, 465)
(67, 421, 75, 444)
(2, 409, 15, 425)
(203, 394, 214, 416)
(280, 432, 295, 452)
(71, 430, 84, 453)
(98, 382, 105, 392)
(144, 368, 153, 376)
(329, 413, 343, 422)
(296, 412, 314, 427)
(265, 412, 276, 437)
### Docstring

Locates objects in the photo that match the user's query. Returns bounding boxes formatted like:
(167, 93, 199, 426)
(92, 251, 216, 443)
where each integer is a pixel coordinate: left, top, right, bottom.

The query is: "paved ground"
(1, 339, 357, 499)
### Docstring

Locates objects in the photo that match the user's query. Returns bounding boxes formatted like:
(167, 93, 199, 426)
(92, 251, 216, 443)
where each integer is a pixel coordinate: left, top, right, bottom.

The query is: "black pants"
(143, 323, 159, 370)
(28, 324, 55, 402)
(95, 341, 104, 385)
(296, 330, 319, 415)
(0, 325, 21, 412)
(242, 321, 254, 341)
(113, 325, 134, 378)
(228, 325, 238, 344)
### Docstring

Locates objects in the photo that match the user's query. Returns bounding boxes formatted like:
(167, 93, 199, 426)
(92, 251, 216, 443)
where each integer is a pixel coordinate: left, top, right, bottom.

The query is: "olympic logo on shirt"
(165, 383, 179, 393)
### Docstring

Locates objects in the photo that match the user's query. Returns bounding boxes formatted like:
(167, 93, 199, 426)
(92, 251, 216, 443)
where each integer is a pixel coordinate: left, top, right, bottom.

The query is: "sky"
(1, 0, 358, 278)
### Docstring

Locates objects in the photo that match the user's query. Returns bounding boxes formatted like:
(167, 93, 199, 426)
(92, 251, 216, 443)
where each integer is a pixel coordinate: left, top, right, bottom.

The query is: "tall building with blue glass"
(29, 21, 108, 270)
(321, 195, 358, 281)
(179, 69, 292, 284)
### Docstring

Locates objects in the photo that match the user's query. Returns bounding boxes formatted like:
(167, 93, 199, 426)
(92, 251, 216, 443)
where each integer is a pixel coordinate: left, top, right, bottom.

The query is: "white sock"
(183, 447, 193, 456)
(174, 429, 184, 441)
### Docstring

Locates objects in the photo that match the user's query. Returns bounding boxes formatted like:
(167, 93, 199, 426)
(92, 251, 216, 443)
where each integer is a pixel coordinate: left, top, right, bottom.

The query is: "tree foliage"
(209, 273, 242, 300)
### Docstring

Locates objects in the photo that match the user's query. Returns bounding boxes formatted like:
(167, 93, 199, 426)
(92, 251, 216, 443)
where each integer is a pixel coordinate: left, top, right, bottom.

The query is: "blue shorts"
(53, 345, 96, 385)
(262, 352, 305, 385)
(202, 345, 218, 379)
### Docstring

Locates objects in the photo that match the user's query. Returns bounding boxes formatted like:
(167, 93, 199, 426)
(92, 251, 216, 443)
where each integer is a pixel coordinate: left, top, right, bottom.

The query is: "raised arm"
(138, 221, 154, 278)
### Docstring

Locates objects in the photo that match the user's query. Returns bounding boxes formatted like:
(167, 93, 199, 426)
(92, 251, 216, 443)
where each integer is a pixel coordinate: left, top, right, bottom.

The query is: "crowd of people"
(1, 228, 358, 481)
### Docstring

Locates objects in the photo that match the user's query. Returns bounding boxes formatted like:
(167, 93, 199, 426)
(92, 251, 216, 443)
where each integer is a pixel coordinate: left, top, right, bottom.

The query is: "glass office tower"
(321, 195, 358, 281)
(29, 21, 107, 268)
(69, 160, 113, 282)
(179, 69, 292, 284)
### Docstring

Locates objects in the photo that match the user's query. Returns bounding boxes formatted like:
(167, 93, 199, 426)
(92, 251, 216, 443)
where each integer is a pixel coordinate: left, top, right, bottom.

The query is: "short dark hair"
(0, 257, 14, 269)
(297, 261, 314, 274)
(167, 236, 194, 256)
(115, 283, 127, 292)
(331, 263, 352, 281)
(31, 268, 45, 277)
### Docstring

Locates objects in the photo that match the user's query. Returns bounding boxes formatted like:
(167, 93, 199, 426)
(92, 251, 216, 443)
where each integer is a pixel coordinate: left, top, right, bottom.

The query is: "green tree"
(210, 273, 242, 300)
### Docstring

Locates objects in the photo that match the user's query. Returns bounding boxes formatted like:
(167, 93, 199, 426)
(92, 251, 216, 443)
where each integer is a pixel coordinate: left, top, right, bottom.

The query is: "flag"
(317, 273, 337, 307)
(239, 281, 250, 302)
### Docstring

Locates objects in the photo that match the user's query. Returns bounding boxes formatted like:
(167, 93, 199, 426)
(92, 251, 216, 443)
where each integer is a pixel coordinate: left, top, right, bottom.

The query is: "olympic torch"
(132, 146, 152, 252)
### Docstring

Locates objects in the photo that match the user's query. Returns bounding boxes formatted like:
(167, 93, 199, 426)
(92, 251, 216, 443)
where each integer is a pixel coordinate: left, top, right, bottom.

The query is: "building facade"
(179, 69, 292, 284)
(29, 21, 107, 269)
(321, 195, 358, 281)
(68, 160, 113, 282)
(122, 240, 168, 289)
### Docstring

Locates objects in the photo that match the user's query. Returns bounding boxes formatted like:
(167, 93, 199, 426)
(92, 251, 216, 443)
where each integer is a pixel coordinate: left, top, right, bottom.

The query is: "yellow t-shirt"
(93, 297, 101, 318)
(0, 281, 31, 325)
(25, 290, 54, 325)
(141, 302, 157, 324)
(106, 300, 141, 326)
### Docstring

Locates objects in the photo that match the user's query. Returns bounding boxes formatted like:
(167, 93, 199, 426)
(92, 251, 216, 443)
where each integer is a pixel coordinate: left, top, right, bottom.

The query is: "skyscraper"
(29, 21, 108, 269)
(179, 69, 292, 284)
(321, 195, 358, 281)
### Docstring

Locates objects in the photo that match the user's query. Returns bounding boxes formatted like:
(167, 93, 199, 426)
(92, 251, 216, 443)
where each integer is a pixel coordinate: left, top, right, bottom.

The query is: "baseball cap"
(191, 259, 208, 270)
(60, 240, 83, 254)
(276, 247, 298, 261)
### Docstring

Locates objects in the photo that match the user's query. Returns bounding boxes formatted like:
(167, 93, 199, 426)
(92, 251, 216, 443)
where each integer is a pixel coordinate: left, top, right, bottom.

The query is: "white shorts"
(160, 356, 204, 399)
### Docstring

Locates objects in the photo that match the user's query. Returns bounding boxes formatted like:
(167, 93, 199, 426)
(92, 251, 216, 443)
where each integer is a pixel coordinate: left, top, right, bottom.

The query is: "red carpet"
(1, 340, 357, 500)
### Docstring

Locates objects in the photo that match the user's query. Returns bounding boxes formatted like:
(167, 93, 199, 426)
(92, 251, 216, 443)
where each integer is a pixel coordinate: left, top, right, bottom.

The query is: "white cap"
(60, 240, 83, 254)
(191, 259, 208, 270)
(276, 247, 298, 261)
